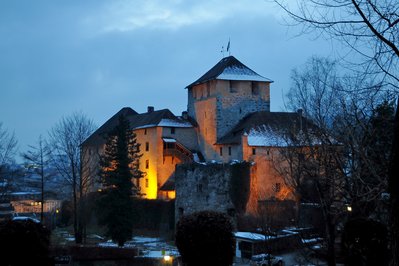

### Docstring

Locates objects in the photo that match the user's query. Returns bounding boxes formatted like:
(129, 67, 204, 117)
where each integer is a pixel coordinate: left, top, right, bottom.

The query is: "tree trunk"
(325, 214, 336, 266)
(389, 100, 399, 266)
(72, 162, 82, 244)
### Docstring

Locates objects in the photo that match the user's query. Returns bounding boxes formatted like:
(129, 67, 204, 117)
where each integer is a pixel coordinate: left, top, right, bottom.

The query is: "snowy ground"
(98, 236, 180, 259)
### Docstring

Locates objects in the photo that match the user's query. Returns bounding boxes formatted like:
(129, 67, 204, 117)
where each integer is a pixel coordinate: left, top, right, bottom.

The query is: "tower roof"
(186, 56, 273, 88)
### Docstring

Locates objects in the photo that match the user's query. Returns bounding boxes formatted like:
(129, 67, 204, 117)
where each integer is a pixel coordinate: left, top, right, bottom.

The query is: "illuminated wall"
(135, 127, 160, 199)
(241, 135, 294, 215)
(188, 80, 271, 162)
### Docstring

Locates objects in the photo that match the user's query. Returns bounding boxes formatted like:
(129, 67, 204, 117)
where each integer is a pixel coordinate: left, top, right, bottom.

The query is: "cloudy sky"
(0, 0, 338, 154)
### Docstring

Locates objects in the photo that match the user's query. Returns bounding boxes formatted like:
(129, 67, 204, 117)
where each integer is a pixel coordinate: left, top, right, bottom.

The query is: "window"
(171, 127, 175, 134)
(197, 183, 203, 193)
(145, 142, 149, 151)
(145, 179, 149, 188)
(228, 147, 232, 156)
(145, 159, 149, 169)
(179, 207, 184, 216)
(229, 81, 238, 93)
(144, 129, 147, 135)
(274, 183, 281, 193)
(220, 147, 223, 156)
(251, 81, 259, 95)
(252, 148, 256, 155)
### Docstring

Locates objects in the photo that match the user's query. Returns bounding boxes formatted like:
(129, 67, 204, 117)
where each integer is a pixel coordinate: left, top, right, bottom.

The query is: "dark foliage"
(341, 218, 389, 266)
(96, 114, 142, 247)
(0, 219, 51, 265)
(59, 200, 73, 227)
(131, 199, 175, 231)
(389, 100, 399, 266)
(175, 211, 235, 266)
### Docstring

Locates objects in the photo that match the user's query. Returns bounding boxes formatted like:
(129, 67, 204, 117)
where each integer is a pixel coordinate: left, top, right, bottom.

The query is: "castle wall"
(175, 163, 236, 222)
(135, 127, 160, 199)
(215, 80, 270, 139)
(188, 80, 271, 162)
(162, 126, 199, 152)
(191, 97, 218, 160)
(241, 135, 294, 215)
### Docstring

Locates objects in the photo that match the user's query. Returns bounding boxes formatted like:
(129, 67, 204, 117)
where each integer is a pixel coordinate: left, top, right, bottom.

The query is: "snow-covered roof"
(187, 56, 272, 88)
(157, 118, 192, 128)
(235, 232, 267, 241)
(83, 108, 194, 146)
(162, 138, 177, 143)
(217, 65, 270, 82)
(12, 216, 41, 223)
(247, 125, 288, 147)
(218, 111, 315, 145)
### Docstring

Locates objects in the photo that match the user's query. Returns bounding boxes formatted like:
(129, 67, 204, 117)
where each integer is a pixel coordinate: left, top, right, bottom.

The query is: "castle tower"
(186, 56, 273, 160)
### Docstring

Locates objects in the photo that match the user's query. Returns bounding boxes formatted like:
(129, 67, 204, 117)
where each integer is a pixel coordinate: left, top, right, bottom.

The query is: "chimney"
(182, 111, 188, 120)
(147, 106, 154, 113)
(297, 109, 303, 131)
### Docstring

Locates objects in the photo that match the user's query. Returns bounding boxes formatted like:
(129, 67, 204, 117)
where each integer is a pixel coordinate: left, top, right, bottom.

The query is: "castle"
(82, 55, 309, 218)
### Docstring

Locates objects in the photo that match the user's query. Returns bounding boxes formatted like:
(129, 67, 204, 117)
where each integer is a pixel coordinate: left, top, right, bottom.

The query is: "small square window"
(251, 82, 259, 95)
(274, 183, 281, 193)
(252, 148, 256, 155)
(145, 142, 149, 151)
(171, 127, 175, 134)
(228, 147, 232, 156)
(144, 129, 147, 135)
(145, 160, 149, 169)
(229, 81, 238, 93)
(220, 147, 223, 156)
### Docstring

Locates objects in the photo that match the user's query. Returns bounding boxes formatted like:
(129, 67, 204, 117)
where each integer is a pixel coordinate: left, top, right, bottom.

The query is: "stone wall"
(174, 162, 251, 223)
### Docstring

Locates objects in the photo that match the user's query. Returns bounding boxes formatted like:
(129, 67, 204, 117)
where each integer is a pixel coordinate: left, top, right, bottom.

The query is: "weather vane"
(220, 38, 231, 58)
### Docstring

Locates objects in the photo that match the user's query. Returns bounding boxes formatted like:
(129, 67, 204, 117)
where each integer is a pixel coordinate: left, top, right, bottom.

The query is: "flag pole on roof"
(227, 38, 231, 56)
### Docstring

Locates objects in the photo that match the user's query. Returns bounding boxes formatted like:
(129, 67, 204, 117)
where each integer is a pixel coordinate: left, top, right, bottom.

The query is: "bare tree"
(0, 122, 18, 200)
(48, 112, 96, 243)
(274, 0, 399, 89)
(22, 135, 51, 222)
(274, 57, 394, 265)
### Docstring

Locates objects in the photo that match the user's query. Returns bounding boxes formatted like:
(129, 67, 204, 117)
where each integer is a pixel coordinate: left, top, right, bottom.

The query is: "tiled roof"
(82, 108, 193, 146)
(217, 111, 317, 146)
(82, 107, 138, 146)
(186, 56, 272, 88)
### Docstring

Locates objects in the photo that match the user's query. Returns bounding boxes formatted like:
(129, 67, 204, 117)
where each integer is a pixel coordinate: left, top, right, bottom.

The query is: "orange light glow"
(168, 191, 176, 199)
(144, 169, 157, 199)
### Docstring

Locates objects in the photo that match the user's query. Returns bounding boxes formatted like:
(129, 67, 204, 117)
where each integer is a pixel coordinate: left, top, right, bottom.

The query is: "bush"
(341, 218, 389, 266)
(175, 211, 235, 266)
(0, 219, 51, 265)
